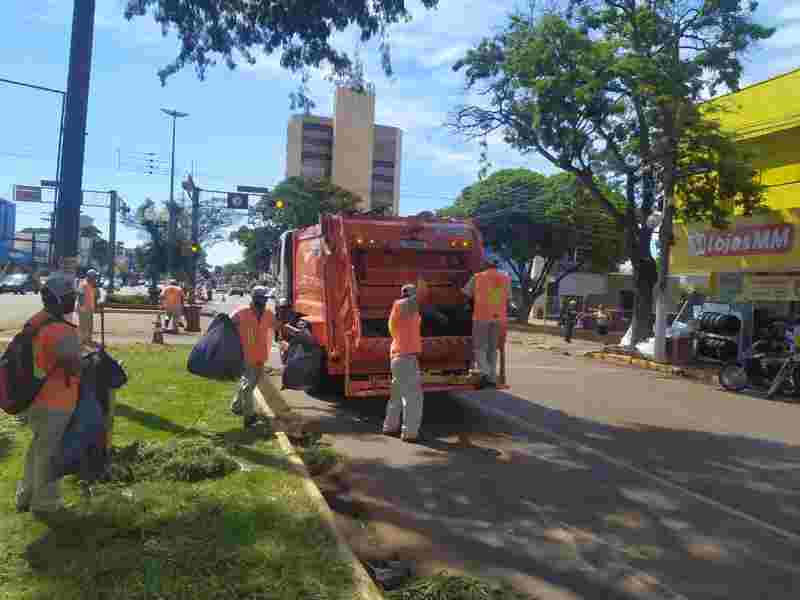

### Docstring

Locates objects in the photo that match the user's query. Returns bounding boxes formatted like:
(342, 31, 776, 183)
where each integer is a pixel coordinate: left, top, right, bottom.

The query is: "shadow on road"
(287, 387, 800, 600)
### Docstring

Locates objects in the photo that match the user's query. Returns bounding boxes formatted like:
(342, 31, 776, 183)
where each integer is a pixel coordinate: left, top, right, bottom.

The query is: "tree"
(124, 196, 236, 282)
(450, 1, 771, 342)
(124, 0, 439, 85)
(232, 177, 363, 271)
(439, 169, 624, 322)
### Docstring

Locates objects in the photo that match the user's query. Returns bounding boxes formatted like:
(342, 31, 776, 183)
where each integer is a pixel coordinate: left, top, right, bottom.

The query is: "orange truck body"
(274, 213, 503, 397)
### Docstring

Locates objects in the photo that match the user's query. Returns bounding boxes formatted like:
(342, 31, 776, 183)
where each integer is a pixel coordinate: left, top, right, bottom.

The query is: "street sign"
(13, 185, 43, 202)
(41, 179, 60, 188)
(227, 192, 249, 210)
(236, 185, 270, 194)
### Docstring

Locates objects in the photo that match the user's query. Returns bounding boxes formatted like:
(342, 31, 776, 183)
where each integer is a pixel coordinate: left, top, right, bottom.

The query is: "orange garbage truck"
(272, 212, 507, 397)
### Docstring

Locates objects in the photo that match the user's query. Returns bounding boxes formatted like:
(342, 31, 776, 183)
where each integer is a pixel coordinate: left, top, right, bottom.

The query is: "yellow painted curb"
(254, 383, 384, 600)
(587, 353, 718, 385)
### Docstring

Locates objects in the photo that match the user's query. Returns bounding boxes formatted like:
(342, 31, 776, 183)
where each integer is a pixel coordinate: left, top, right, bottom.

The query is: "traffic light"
(191, 243, 200, 255)
(265, 196, 284, 210)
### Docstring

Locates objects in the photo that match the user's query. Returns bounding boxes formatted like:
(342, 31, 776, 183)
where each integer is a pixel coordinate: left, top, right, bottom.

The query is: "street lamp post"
(161, 108, 189, 276)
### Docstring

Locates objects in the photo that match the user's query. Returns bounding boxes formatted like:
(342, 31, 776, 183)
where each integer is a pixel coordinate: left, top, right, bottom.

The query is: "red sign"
(13, 185, 42, 203)
(688, 223, 794, 257)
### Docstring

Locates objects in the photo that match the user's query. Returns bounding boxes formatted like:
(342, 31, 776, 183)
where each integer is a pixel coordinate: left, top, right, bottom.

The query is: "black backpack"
(0, 316, 61, 415)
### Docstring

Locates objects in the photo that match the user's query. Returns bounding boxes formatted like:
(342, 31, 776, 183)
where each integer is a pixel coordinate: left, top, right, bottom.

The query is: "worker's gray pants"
(16, 406, 74, 513)
(78, 311, 94, 344)
(383, 355, 424, 438)
(231, 364, 291, 420)
(473, 320, 501, 383)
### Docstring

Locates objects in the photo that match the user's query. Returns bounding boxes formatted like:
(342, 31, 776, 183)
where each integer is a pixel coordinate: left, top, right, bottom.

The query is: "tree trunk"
(631, 256, 657, 346)
(517, 292, 538, 324)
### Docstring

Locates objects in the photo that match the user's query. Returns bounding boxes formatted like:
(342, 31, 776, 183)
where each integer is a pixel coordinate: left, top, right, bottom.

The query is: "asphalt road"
(275, 339, 800, 600)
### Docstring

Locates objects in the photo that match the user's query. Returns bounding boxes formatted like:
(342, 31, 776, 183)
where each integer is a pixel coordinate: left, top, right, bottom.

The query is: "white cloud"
(762, 20, 800, 49)
(779, 4, 800, 21)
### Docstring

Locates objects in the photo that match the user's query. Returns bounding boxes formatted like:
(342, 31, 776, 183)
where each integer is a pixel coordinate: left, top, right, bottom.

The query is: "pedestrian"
(462, 258, 512, 388)
(561, 299, 578, 343)
(230, 286, 302, 435)
(383, 284, 425, 443)
(15, 272, 81, 523)
(77, 269, 99, 346)
(161, 279, 185, 334)
(594, 304, 610, 336)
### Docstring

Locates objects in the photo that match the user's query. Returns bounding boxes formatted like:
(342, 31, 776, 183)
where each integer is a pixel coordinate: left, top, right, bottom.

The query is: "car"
(0, 273, 36, 294)
(228, 285, 246, 296)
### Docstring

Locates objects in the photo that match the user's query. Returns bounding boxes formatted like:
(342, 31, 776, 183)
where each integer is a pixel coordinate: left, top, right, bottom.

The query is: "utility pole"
(55, 0, 96, 279)
(191, 184, 200, 300)
(107, 190, 117, 292)
(162, 108, 189, 276)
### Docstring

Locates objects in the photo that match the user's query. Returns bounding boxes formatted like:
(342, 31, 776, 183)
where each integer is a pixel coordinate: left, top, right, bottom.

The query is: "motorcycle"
(719, 338, 800, 399)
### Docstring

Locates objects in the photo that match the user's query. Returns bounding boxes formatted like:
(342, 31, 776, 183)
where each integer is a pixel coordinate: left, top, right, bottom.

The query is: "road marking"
(456, 393, 800, 547)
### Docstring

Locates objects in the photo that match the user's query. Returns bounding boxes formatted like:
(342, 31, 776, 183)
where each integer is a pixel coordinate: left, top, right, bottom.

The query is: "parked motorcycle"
(719, 337, 800, 398)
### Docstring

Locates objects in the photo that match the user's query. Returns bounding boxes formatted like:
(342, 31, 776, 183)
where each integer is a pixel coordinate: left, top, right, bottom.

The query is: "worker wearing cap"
(15, 272, 81, 521)
(77, 269, 98, 346)
(161, 279, 185, 334)
(231, 286, 301, 434)
(383, 284, 425, 443)
(463, 258, 512, 388)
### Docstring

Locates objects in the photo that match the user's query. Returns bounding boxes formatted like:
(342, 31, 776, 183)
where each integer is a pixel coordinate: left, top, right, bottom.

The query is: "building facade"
(670, 67, 800, 349)
(0, 197, 15, 264)
(286, 86, 402, 215)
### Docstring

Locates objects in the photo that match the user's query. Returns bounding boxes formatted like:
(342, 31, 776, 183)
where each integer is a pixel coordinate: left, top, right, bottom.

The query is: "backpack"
(0, 316, 59, 415)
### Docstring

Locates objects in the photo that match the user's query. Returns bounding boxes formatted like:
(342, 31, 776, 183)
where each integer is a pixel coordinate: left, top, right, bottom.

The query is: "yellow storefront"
(671, 68, 800, 355)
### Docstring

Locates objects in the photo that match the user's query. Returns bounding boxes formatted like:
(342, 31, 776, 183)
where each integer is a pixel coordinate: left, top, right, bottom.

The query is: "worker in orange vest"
(463, 258, 512, 388)
(161, 279, 185, 333)
(383, 284, 425, 443)
(77, 269, 99, 346)
(15, 273, 81, 521)
(231, 286, 302, 435)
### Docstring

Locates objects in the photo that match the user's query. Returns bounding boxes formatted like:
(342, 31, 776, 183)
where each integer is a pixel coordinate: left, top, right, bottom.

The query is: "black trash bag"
(365, 560, 413, 590)
(87, 348, 128, 414)
(281, 335, 322, 391)
(187, 313, 245, 381)
(54, 359, 109, 481)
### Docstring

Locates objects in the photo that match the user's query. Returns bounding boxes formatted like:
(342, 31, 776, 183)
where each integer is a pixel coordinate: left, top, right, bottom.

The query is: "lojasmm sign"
(688, 223, 793, 258)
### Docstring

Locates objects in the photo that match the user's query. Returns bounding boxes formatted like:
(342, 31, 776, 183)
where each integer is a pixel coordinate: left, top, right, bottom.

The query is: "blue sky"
(2, 0, 799, 266)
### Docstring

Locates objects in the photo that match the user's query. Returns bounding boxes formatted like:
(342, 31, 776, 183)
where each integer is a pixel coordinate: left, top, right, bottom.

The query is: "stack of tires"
(696, 312, 740, 362)
(699, 312, 741, 336)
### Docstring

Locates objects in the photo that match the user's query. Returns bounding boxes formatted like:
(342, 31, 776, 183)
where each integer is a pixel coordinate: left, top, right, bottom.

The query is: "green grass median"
(0, 344, 354, 600)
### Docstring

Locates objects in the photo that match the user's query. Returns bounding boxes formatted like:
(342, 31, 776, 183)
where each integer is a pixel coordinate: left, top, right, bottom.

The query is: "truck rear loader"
(273, 212, 507, 397)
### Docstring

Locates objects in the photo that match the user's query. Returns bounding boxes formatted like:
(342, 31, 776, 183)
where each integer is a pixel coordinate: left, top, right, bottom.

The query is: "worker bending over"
(161, 279, 184, 334)
(463, 258, 511, 388)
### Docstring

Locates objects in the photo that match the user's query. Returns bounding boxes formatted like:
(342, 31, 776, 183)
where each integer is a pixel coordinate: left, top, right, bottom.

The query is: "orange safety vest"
(233, 305, 275, 366)
(79, 279, 96, 312)
(29, 310, 80, 411)
(162, 285, 184, 309)
(389, 300, 422, 359)
(472, 268, 511, 322)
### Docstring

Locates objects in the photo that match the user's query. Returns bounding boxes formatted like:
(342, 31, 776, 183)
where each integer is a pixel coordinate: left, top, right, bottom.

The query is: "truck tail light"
(450, 239, 473, 248)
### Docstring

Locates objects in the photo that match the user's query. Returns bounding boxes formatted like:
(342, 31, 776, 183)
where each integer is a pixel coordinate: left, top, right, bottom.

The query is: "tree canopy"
(450, 1, 771, 340)
(124, 0, 439, 85)
(231, 176, 363, 272)
(439, 168, 625, 321)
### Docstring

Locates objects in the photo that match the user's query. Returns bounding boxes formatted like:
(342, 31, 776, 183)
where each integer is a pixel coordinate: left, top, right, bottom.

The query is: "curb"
(584, 351, 719, 386)
(253, 383, 385, 600)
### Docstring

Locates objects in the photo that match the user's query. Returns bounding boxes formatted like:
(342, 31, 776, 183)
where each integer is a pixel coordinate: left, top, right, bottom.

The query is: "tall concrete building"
(286, 86, 402, 215)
